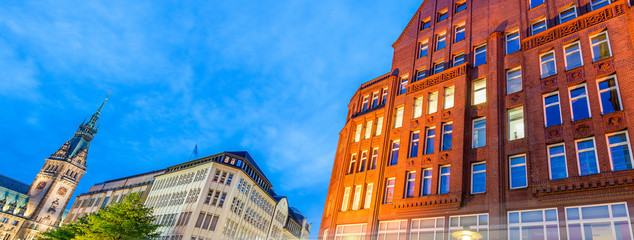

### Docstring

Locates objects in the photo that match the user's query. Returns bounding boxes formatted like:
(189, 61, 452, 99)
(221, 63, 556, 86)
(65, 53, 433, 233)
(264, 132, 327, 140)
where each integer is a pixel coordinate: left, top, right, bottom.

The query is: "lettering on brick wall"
(407, 64, 467, 95)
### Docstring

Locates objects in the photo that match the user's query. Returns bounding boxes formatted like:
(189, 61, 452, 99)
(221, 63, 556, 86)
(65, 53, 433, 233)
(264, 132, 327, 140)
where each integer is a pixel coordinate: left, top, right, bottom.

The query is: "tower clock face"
(57, 187, 67, 196)
(36, 181, 47, 190)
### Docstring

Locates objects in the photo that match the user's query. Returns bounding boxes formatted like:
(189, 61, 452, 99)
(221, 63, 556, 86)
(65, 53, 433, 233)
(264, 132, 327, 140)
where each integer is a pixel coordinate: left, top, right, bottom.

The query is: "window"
(348, 155, 357, 175)
(354, 124, 362, 142)
(591, 0, 612, 11)
(371, 92, 379, 108)
(530, 0, 544, 9)
(569, 84, 591, 121)
(508, 209, 559, 240)
(508, 107, 525, 141)
(474, 44, 487, 66)
(389, 141, 400, 166)
(544, 92, 561, 127)
(370, 148, 379, 170)
(375, 117, 383, 136)
(472, 78, 486, 105)
(411, 217, 445, 240)
(453, 53, 465, 66)
(439, 166, 451, 194)
(606, 131, 633, 171)
(405, 171, 416, 198)
(378, 220, 408, 240)
(566, 203, 632, 239)
(362, 96, 369, 111)
(413, 97, 423, 119)
(455, 1, 466, 13)
(415, 69, 427, 82)
(455, 25, 465, 42)
(364, 183, 373, 209)
(548, 143, 568, 180)
(359, 152, 368, 172)
(564, 41, 583, 70)
(531, 19, 547, 35)
(590, 31, 612, 61)
(394, 107, 404, 128)
(540, 51, 557, 78)
(428, 91, 438, 114)
(560, 6, 577, 23)
(436, 33, 447, 51)
(419, 41, 429, 58)
(421, 169, 433, 196)
(409, 131, 420, 158)
(364, 121, 373, 140)
(471, 162, 486, 194)
(335, 224, 367, 240)
(506, 68, 522, 94)
(433, 61, 445, 74)
(437, 11, 448, 22)
(382, 88, 388, 105)
(425, 128, 436, 155)
(473, 118, 486, 148)
(576, 138, 599, 176)
(597, 75, 622, 114)
(399, 77, 409, 95)
(420, 19, 431, 31)
(442, 123, 453, 151)
(510, 155, 527, 189)
(506, 31, 521, 54)
(341, 187, 350, 211)
(351, 185, 362, 210)
(449, 214, 489, 239)
(444, 86, 454, 109)
(384, 178, 395, 204)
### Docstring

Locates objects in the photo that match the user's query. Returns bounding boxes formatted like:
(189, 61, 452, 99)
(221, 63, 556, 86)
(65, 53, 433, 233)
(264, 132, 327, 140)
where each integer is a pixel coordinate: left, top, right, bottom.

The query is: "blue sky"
(0, 0, 421, 238)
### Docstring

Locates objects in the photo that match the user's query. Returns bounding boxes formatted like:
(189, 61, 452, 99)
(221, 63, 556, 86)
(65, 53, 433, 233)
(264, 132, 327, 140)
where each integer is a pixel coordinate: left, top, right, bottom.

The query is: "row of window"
(539, 31, 612, 78)
(340, 183, 374, 211)
(330, 202, 631, 240)
(202, 189, 228, 208)
(353, 117, 383, 143)
(358, 88, 389, 112)
(194, 211, 220, 231)
(419, 1, 467, 31)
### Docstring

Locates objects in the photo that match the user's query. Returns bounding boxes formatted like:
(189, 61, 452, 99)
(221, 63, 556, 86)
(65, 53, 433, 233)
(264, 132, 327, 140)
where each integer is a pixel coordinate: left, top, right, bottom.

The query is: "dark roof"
(289, 207, 305, 221)
(0, 174, 29, 194)
(225, 151, 270, 183)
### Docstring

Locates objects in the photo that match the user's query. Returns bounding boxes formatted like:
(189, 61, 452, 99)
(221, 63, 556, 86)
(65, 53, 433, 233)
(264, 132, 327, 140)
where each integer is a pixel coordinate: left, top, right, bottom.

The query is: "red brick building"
(320, 0, 634, 239)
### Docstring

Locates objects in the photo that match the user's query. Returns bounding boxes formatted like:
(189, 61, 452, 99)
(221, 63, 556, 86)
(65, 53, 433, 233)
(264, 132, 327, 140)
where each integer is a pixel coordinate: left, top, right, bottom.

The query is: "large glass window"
(410, 217, 445, 240)
(530, 0, 544, 9)
(371, 91, 379, 108)
(442, 123, 453, 151)
(569, 85, 591, 121)
(405, 171, 416, 198)
(439, 166, 451, 194)
(425, 128, 436, 155)
(590, 31, 612, 62)
(506, 31, 520, 54)
(449, 214, 489, 240)
(473, 78, 486, 105)
(508, 209, 559, 240)
(444, 86, 455, 109)
(532, 19, 547, 35)
(414, 97, 423, 119)
(566, 203, 632, 240)
(382, 88, 388, 105)
(597, 75, 622, 114)
(410, 131, 420, 158)
(591, 0, 612, 11)
(384, 178, 395, 204)
(473, 118, 486, 148)
(335, 224, 367, 240)
(354, 124, 362, 142)
(421, 169, 432, 196)
(544, 92, 563, 127)
(565, 41, 583, 70)
(455, 25, 466, 43)
(474, 44, 487, 67)
(508, 107, 525, 141)
(510, 155, 527, 189)
(375, 117, 383, 136)
(364, 121, 373, 139)
(471, 162, 486, 194)
(378, 220, 408, 240)
(507, 68, 522, 94)
(436, 33, 447, 51)
(606, 131, 634, 171)
(540, 51, 557, 78)
(399, 77, 409, 95)
(576, 138, 599, 176)
(390, 141, 400, 166)
(370, 148, 379, 170)
(359, 151, 367, 173)
(352, 185, 362, 210)
(363, 183, 373, 209)
(559, 6, 577, 23)
(548, 144, 568, 180)
(348, 155, 357, 175)
(341, 187, 350, 211)
(362, 96, 369, 111)
(419, 41, 429, 58)
(394, 107, 404, 128)
(428, 91, 439, 114)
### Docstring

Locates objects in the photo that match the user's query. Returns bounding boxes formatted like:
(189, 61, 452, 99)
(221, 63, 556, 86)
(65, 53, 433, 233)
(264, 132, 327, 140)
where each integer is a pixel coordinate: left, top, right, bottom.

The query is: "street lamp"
(451, 229, 484, 240)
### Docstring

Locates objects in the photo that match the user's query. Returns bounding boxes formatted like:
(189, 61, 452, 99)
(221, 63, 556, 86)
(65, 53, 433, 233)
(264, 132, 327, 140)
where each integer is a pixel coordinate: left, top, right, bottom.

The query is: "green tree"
(39, 193, 160, 240)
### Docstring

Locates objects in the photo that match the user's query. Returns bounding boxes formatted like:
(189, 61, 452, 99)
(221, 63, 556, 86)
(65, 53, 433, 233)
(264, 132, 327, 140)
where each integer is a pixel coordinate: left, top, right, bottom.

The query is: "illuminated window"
(508, 107, 525, 141)
(444, 86, 455, 109)
(428, 91, 438, 114)
(472, 78, 486, 105)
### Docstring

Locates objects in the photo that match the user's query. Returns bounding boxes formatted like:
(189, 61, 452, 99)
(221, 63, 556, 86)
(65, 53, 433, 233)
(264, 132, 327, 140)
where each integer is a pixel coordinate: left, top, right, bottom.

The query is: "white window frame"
(509, 154, 528, 189)
(559, 6, 578, 24)
(606, 130, 634, 171)
(543, 91, 563, 127)
(389, 140, 400, 166)
(508, 208, 560, 240)
(413, 97, 424, 119)
(449, 214, 489, 237)
(419, 40, 429, 58)
(371, 148, 379, 170)
(364, 121, 373, 139)
(575, 137, 600, 176)
(474, 44, 487, 66)
(472, 117, 486, 148)
(351, 185, 362, 211)
(508, 106, 525, 141)
(471, 162, 486, 194)
(375, 117, 383, 136)
(341, 187, 350, 212)
(439, 165, 451, 194)
(531, 18, 548, 35)
(540, 50, 557, 78)
(362, 95, 369, 111)
(405, 171, 417, 198)
(335, 223, 367, 240)
(354, 124, 362, 142)
(371, 91, 380, 108)
(359, 151, 368, 172)
(415, 68, 427, 82)
(568, 84, 592, 121)
(421, 168, 433, 196)
(506, 67, 522, 94)
(590, 31, 613, 62)
(384, 178, 396, 204)
(436, 33, 447, 51)
(564, 41, 583, 70)
(472, 78, 486, 105)
(394, 107, 404, 128)
(399, 77, 409, 95)
(591, 0, 612, 11)
(378, 220, 408, 240)
(506, 31, 520, 54)
(453, 52, 466, 66)
(428, 91, 439, 114)
(444, 86, 455, 109)
(565, 202, 633, 240)
(409, 131, 420, 158)
(441, 122, 453, 151)
(433, 61, 445, 75)
(455, 24, 466, 43)
(363, 183, 373, 209)
(410, 217, 445, 240)
(548, 143, 568, 180)
(425, 127, 436, 155)
(596, 74, 623, 114)
(348, 154, 357, 175)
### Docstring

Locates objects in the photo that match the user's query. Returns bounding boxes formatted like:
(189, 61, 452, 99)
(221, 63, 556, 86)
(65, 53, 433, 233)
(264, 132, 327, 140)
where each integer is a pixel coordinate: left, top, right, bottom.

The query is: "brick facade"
(321, 0, 634, 239)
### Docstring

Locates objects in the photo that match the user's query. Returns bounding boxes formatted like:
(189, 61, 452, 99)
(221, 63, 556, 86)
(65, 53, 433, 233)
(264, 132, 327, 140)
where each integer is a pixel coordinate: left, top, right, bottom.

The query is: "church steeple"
(53, 95, 108, 161)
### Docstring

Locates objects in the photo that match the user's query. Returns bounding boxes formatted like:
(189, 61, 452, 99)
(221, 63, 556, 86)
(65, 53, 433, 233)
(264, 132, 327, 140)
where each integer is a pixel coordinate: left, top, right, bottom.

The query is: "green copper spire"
(56, 94, 109, 160)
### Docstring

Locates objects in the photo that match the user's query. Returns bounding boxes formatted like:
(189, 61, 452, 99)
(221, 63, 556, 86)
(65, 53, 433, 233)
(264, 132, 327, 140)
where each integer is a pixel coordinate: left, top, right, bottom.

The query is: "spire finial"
(96, 91, 111, 114)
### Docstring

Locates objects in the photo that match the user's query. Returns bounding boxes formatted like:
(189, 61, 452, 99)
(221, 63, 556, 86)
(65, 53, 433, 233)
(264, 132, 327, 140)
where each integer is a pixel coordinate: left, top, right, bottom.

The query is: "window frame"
(375, 117, 383, 136)
(596, 74, 623, 114)
(509, 154, 528, 189)
(454, 24, 466, 43)
(351, 185, 362, 210)
(364, 120, 373, 139)
(590, 0, 612, 11)
(472, 78, 486, 105)
(473, 44, 487, 67)
(363, 183, 373, 209)
(471, 162, 486, 194)
(409, 131, 420, 158)
(433, 61, 445, 75)
(531, 18, 548, 35)
(424, 127, 436, 155)
(540, 50, 557, 78)
(341, 187, 351, 211)
(405, 171, 417, 198)
(453, 52, 466, 66)
(413, 97, 424, 119)
(420, 19, 431, 31)
(348, 154, 357, 175)
(455, 1, 467, 13)
(437, 10, 448, 23)
(419, 40, 429, 59)
(415, 68, 427, 82)
(394, 106, 404, 128)
(543, 91, 563, 127)
(568, 84, 592, 121)
(439, 165, 451, 194)
(605, 130, 634, 171)
(444, 86, 455, 109)
(589, 31, 613, 62)
(559, 5, 578, 24)
(389, 140, 400, 166)
(472, 117, 486, 148)
(428, 91, 439, 114)
(574, 137, 600, 176)
(506, 67, 522, 95)
(370, 148, 379, 170)
(384, 178, 396, 204)
(421, 168, 433, 196)
(436, 33, 447, 51)
(441, 122, 453, 151)
(506, 31, 520, 54)
(547, 143, 568, 180)
(563, 41, 583, 70)
(358, 151, 368, 173)
(508, 106, 525, 141)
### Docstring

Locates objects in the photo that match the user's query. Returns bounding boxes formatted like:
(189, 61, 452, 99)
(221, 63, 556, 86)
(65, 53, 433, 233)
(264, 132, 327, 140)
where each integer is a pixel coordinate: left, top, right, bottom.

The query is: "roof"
(0, 174, 30, 194)
(289, 207, 305, 221)
(392, 0, 428, 48)
(225, 151, 270, 183)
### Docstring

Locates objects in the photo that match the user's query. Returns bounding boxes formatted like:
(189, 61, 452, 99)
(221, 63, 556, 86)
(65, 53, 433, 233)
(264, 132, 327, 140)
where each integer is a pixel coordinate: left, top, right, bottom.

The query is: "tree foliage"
(39, 193, 160, 240)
